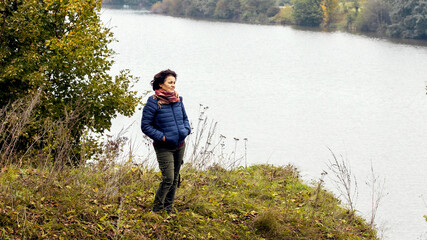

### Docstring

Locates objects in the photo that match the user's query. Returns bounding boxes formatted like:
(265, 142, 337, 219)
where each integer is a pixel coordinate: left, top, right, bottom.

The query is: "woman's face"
(159, 75, 176, 92)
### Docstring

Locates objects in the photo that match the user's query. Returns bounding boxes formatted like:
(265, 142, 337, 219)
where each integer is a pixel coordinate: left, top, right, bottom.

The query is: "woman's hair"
(151, 69, 177, 90)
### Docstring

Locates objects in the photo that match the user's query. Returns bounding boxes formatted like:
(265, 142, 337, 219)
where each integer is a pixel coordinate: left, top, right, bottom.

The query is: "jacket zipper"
(171, 103, 181, 141)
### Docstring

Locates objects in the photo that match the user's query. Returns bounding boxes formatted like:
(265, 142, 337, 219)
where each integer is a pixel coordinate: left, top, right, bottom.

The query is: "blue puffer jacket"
(141, 95, 191, 146)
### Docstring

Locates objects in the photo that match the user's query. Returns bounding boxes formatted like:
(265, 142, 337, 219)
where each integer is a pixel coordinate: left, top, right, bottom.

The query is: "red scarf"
(154, 89, 180, 108)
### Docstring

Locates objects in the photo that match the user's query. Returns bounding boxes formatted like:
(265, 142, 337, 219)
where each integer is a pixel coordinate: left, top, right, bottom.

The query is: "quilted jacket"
(141, 95, 191, 146)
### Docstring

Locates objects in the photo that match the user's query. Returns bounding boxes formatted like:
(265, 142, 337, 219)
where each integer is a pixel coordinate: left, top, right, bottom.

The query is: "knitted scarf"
(154, 89, 180, 108)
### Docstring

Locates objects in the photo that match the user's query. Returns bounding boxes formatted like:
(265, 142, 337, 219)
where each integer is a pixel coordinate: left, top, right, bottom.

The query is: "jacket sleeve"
(180, 96, 191, 135)
(141, 97, 164, 142)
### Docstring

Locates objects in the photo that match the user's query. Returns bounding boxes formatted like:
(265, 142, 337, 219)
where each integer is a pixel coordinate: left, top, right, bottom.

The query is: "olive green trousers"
(152, 143, 185, 212)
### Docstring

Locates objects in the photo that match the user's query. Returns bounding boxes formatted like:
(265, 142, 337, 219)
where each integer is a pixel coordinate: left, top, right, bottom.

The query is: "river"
(101, 8, 427, 239)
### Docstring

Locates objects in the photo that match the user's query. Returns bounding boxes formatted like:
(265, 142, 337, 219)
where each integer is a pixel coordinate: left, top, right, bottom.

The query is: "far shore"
(101, 3, 427, 48)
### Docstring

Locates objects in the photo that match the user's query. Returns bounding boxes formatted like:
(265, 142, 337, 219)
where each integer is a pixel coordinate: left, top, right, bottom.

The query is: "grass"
(0, 162, 378, 239)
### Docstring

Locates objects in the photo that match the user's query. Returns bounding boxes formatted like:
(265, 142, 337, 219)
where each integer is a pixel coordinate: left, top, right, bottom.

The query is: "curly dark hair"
(151, 69, 177, 90)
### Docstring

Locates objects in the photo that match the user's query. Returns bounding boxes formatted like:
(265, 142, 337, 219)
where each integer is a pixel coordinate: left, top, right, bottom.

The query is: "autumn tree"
(321, 0, 339, 27)
(0, 0, 141, 165)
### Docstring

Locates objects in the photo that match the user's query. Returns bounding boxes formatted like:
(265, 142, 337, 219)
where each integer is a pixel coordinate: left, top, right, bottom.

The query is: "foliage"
(149, 0, 427, 40)
(321, 0, 340, 27)
(344, 0, 361, 30)
(103, 0, 160, 8)
(277, 0, 292, 6)
(151, 0, 277, 24)
(0, 0, 141, 165)
(148, 0, 427, 40)
(352, 0, 361, 14)
(355, 0, 391, 33)
(0, 163, 378, 239)
(387, 0, 427, 39)
(214, 0, 242, 20)
(292, 0, 324, 27)
(240, 0, 277, 22)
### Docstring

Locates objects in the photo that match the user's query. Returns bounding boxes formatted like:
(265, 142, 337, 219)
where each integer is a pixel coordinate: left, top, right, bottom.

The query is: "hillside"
(0, 163, 377, 239)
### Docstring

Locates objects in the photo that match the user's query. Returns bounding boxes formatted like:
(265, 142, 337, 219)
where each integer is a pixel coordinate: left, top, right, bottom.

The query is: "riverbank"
(102, 1, 427, 44)
(0, 163, 377, 239)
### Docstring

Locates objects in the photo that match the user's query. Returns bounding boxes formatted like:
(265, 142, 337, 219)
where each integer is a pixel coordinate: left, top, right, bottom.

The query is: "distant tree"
(139, 0, 160, 8)
(0, 0, 141, 165)
(345, 0, 361, 30)
(103, 0, 159, 8)
(355, 0, 391, 33)
(103, 0, 126, 5)
(191, 0, 218, 17)
(246, 0, 276, 13)
(321, 0, 340, 27)
(346, 11, 357, 30)
(353, 0, 360, 15)
(387, 0, 427, 39)
(241, 0, 276, 22)
(179, 0, 217, 17)
(292, 0, 323, 27)
(266, 6, 281, 18)
(152, 0, 219, 17)
(151, 1, 166, 13)
(152, 0, 184, 15)
(277, 0, 291, 6)
(153, 0, 278, 23)
(214, 0, 241, 20)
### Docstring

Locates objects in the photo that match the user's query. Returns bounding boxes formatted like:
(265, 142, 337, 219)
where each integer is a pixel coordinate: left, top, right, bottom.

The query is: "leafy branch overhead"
(0, 0, 141, 165)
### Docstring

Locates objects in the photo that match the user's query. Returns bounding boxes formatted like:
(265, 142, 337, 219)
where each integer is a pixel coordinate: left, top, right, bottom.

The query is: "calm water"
(101, 8, 427, 239)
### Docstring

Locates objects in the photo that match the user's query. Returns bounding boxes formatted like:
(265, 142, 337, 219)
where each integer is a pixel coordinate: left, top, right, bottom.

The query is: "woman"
(141, 69, 191, 213)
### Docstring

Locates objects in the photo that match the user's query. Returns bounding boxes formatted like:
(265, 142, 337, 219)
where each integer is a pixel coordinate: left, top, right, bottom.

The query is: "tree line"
(104, 0, 427, 40)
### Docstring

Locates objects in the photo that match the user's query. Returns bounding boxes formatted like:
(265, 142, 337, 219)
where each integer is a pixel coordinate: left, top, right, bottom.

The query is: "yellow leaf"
(97, 224, 103, 230)
(99, 213, 107, 221)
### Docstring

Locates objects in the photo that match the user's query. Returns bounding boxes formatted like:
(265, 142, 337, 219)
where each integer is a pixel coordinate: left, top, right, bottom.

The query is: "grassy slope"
(0, 163, 377, 239)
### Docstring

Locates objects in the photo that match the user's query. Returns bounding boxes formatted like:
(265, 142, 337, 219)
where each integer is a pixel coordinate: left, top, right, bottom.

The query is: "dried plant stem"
(367, 160, 387, 227)
(326, 148, 358, 214)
